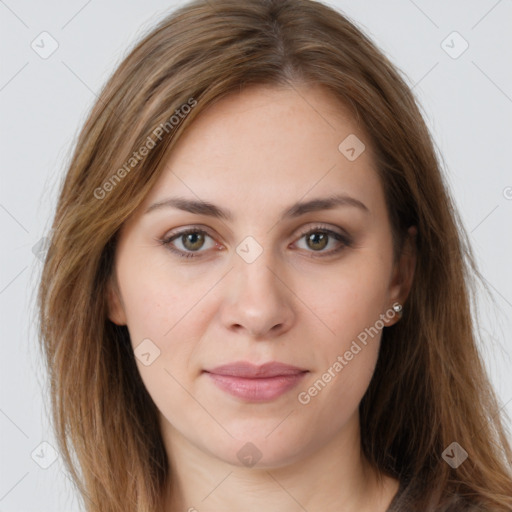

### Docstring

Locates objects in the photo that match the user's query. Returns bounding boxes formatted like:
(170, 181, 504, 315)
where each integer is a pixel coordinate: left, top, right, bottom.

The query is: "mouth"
(203, 361, 309, 402)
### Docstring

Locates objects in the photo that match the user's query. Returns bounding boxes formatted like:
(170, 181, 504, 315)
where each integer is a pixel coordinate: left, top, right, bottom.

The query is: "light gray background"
(1, 1, 511, 510)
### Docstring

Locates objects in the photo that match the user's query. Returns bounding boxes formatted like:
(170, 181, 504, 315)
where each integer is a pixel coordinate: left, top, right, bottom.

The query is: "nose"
(218, 249, 295, 339)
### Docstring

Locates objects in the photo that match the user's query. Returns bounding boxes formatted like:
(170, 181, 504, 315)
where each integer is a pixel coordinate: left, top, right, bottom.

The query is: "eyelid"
(160, 224, 220, 245)
(294, 224, 351, 243)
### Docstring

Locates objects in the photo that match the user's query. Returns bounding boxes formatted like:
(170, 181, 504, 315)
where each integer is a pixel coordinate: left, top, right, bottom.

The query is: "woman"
(37, 0, 512, 510)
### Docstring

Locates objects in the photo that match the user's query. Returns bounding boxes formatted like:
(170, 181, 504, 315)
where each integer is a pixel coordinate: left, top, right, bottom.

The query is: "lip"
(204, 362, 308, 402)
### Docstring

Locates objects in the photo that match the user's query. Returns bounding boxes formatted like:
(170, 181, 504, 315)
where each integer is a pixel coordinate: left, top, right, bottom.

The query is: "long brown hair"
(37, 0, 512, 510)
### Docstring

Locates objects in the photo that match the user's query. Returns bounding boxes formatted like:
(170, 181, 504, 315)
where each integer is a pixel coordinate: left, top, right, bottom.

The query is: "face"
(107, 84, 415, 469)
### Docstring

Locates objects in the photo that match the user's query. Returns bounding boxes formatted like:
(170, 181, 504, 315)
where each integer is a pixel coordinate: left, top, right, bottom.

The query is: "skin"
(107, 84, 416, 512)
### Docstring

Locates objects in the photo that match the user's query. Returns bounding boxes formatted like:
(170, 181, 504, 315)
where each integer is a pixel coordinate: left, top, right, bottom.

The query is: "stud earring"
(392, 303, 403, 319)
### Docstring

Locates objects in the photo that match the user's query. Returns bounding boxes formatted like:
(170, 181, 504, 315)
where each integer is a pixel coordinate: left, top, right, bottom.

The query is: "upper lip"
(204, 361, 308, 378)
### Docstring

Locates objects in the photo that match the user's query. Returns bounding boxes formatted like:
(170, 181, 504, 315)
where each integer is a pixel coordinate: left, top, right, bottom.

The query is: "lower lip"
(205, 372, 308, 402)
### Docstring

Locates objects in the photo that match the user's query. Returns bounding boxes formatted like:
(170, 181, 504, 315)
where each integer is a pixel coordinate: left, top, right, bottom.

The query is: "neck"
(160, 413, 398, 512)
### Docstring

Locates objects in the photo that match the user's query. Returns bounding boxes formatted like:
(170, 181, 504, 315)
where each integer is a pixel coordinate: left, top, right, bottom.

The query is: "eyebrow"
(144, 193, 370, 221)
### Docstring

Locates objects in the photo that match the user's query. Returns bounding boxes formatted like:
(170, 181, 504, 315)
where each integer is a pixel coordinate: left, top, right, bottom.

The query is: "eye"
(158, 228, 219, 258)
(293, 225, 352, 257)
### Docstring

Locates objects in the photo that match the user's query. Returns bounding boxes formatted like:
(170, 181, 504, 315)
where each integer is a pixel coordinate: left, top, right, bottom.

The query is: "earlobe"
(106, 275, 127, 326)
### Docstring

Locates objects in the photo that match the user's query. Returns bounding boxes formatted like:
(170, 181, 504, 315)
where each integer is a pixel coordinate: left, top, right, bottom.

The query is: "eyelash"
(157, 224, 353, 260)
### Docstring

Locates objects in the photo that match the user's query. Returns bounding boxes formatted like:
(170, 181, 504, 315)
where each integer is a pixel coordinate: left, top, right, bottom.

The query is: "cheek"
(122, 279, 177, 341)
(296, 318, 382, 430)
(292, 251, 391, 410)
(117, 253, 203, 342)
(119, 270, 202, 427)
(296, 254, 391, 345)
(115, 266, 200, 402)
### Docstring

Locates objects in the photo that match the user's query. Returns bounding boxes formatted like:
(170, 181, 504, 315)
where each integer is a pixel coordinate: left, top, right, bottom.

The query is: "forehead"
(139, 84, 383, 221)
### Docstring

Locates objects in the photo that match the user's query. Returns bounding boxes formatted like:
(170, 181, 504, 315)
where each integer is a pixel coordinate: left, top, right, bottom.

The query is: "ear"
(106, 274, 127, 326)
(384, 225, 417, 327)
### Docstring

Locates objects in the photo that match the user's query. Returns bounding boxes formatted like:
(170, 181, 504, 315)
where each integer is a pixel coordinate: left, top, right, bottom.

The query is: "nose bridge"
(238, 246, 279, 295)
(219, 238, 294, 337)
(234, 240, 283, 306)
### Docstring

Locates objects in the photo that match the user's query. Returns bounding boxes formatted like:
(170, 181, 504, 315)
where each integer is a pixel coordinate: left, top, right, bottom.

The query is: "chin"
(200, 421, 318, 470)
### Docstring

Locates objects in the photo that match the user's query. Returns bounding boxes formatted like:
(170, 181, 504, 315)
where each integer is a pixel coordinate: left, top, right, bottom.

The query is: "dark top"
(384, 478, 406, 511)
(385, 478, 485, 511)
